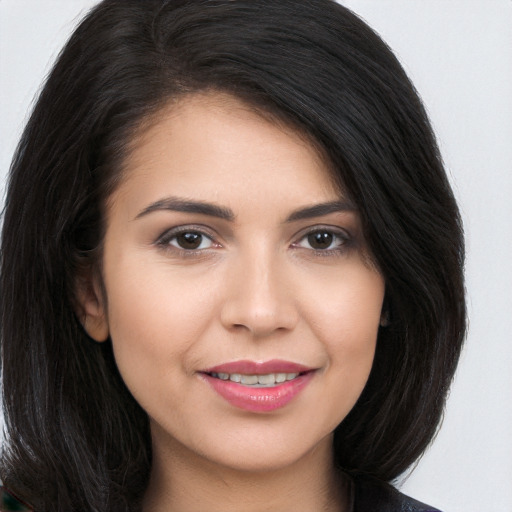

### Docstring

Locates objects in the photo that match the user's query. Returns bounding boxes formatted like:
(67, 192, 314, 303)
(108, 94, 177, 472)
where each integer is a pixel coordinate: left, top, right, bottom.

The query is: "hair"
(0, 1, 466, 510)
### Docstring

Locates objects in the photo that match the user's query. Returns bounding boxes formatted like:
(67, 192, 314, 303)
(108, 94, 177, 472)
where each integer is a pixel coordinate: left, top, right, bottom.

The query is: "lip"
(204, 359, 312, 375)
(200, 359, 316, 413)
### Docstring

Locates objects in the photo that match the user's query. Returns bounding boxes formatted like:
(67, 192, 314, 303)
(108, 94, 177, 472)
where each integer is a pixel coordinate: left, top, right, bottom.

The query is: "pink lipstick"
(200, 360, 315, 412)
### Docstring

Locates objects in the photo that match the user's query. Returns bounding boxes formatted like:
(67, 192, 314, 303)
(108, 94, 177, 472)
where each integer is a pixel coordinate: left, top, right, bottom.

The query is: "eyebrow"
(285, 200, 357, 222)
(134, 197, 356, 222)
(135, 197, 235, 221)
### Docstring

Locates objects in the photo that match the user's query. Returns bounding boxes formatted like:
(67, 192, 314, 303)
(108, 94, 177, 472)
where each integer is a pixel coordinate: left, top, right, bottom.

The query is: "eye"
(306, 231, 336, 250)
(157, 228, 216, 251)
(172, 232, 213, 250)
(294, 228, 349, 252)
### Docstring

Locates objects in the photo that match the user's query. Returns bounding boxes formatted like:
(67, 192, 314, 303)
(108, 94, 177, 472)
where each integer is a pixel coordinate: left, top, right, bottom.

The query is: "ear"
(74, 270, 109, 342)
(379, 310, 390, 327)
(379, 293, 391, 327)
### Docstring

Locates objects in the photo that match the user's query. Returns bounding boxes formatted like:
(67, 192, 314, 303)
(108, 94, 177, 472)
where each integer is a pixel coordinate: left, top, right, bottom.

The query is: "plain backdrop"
(1, 1, 511, 511)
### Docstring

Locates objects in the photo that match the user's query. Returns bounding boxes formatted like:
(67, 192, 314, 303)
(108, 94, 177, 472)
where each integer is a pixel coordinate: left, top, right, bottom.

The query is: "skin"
(79, 93, 385, 512)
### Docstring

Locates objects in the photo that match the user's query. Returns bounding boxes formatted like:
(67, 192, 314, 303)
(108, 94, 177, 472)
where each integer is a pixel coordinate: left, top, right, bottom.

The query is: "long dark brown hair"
(1, 1, 465, 510)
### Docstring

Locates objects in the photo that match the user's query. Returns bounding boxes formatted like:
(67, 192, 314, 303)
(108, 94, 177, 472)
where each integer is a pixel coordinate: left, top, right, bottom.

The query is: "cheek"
(304, 266, 384, 403)
(103, 257, 221, 398)
(304, 259, 384, 340)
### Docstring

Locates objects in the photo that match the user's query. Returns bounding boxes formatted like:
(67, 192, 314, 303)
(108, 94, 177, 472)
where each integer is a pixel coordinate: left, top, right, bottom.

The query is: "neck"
(143, 431, 350, 512)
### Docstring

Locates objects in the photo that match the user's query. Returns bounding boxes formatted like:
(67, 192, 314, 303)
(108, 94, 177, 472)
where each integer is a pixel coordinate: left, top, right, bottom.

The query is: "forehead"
(126, 92, 335, 176)
(109, 92, 343, 217)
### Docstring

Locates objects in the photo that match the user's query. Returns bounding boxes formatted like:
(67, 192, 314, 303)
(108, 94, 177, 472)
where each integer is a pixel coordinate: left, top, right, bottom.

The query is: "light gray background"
(1, 1, 511, 511)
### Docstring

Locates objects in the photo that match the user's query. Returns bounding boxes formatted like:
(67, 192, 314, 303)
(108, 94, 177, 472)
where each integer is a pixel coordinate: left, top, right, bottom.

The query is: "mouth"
(200, 360, 316, 412)
(207, 371, 306, 387)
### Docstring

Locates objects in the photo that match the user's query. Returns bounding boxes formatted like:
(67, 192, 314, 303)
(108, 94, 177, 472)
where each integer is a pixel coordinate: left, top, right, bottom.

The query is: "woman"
(0, 1, 466, 511)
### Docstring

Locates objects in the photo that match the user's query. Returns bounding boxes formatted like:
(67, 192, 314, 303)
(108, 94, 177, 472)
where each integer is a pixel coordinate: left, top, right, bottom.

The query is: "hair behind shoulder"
(1, 1, 465, 510)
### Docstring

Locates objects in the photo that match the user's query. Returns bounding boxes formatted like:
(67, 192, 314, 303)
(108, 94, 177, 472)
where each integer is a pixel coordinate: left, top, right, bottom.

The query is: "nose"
(220, 248, 299, 338)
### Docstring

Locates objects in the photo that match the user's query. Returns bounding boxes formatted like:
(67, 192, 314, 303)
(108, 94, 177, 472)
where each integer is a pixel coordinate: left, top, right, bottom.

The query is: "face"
(82, 93, 385, 474)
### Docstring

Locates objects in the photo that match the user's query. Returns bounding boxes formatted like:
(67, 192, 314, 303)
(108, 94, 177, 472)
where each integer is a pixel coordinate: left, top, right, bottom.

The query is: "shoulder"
(350, 474, 443, 512)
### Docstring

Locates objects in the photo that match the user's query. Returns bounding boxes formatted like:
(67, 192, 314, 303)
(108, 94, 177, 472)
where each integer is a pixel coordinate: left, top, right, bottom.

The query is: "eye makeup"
(153, 221, 355, 260)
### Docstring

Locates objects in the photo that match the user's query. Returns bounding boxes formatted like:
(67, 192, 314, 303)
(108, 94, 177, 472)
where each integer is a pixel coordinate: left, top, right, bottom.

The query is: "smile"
(209, 372, 300, 387)
(201, 360, 315, 412)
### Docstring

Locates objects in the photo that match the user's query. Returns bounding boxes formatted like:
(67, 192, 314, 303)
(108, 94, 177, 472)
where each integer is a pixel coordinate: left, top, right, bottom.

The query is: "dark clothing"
(352, 474, 442, 512)
(1, 486, 33, 511)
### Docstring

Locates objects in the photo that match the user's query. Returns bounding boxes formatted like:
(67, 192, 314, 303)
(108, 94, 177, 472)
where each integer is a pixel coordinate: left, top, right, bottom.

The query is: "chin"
(193, 428, 335, 475)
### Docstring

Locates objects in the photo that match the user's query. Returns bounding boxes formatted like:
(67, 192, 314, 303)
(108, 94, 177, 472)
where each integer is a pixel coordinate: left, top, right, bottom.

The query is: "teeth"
(210, 372, 301, 386)
(240, 375, 259, 385)
(257, 374, 276, 385)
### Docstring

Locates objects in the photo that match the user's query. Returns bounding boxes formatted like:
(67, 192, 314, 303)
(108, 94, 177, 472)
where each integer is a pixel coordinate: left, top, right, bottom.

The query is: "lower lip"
(201, 372, 314, 412)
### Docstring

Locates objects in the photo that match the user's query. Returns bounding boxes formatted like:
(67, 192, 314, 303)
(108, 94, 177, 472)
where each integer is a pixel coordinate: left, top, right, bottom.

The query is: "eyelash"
(291, 226, 352, 256)
(155, 225, 352, 257)
(156, 225, 219, 256)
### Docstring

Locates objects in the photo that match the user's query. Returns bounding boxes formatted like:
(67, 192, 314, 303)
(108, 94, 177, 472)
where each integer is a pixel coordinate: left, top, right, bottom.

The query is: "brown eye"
(307, 231, 334, 249)
(157, 226, 217, 253)
(174, 232, 205, 250)
(293, 228, 350, 254)
(160, 230, 215, 251)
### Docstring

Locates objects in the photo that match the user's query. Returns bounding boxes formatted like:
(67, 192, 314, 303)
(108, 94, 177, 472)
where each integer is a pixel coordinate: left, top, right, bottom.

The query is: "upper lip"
(202, 359, 314, 375)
